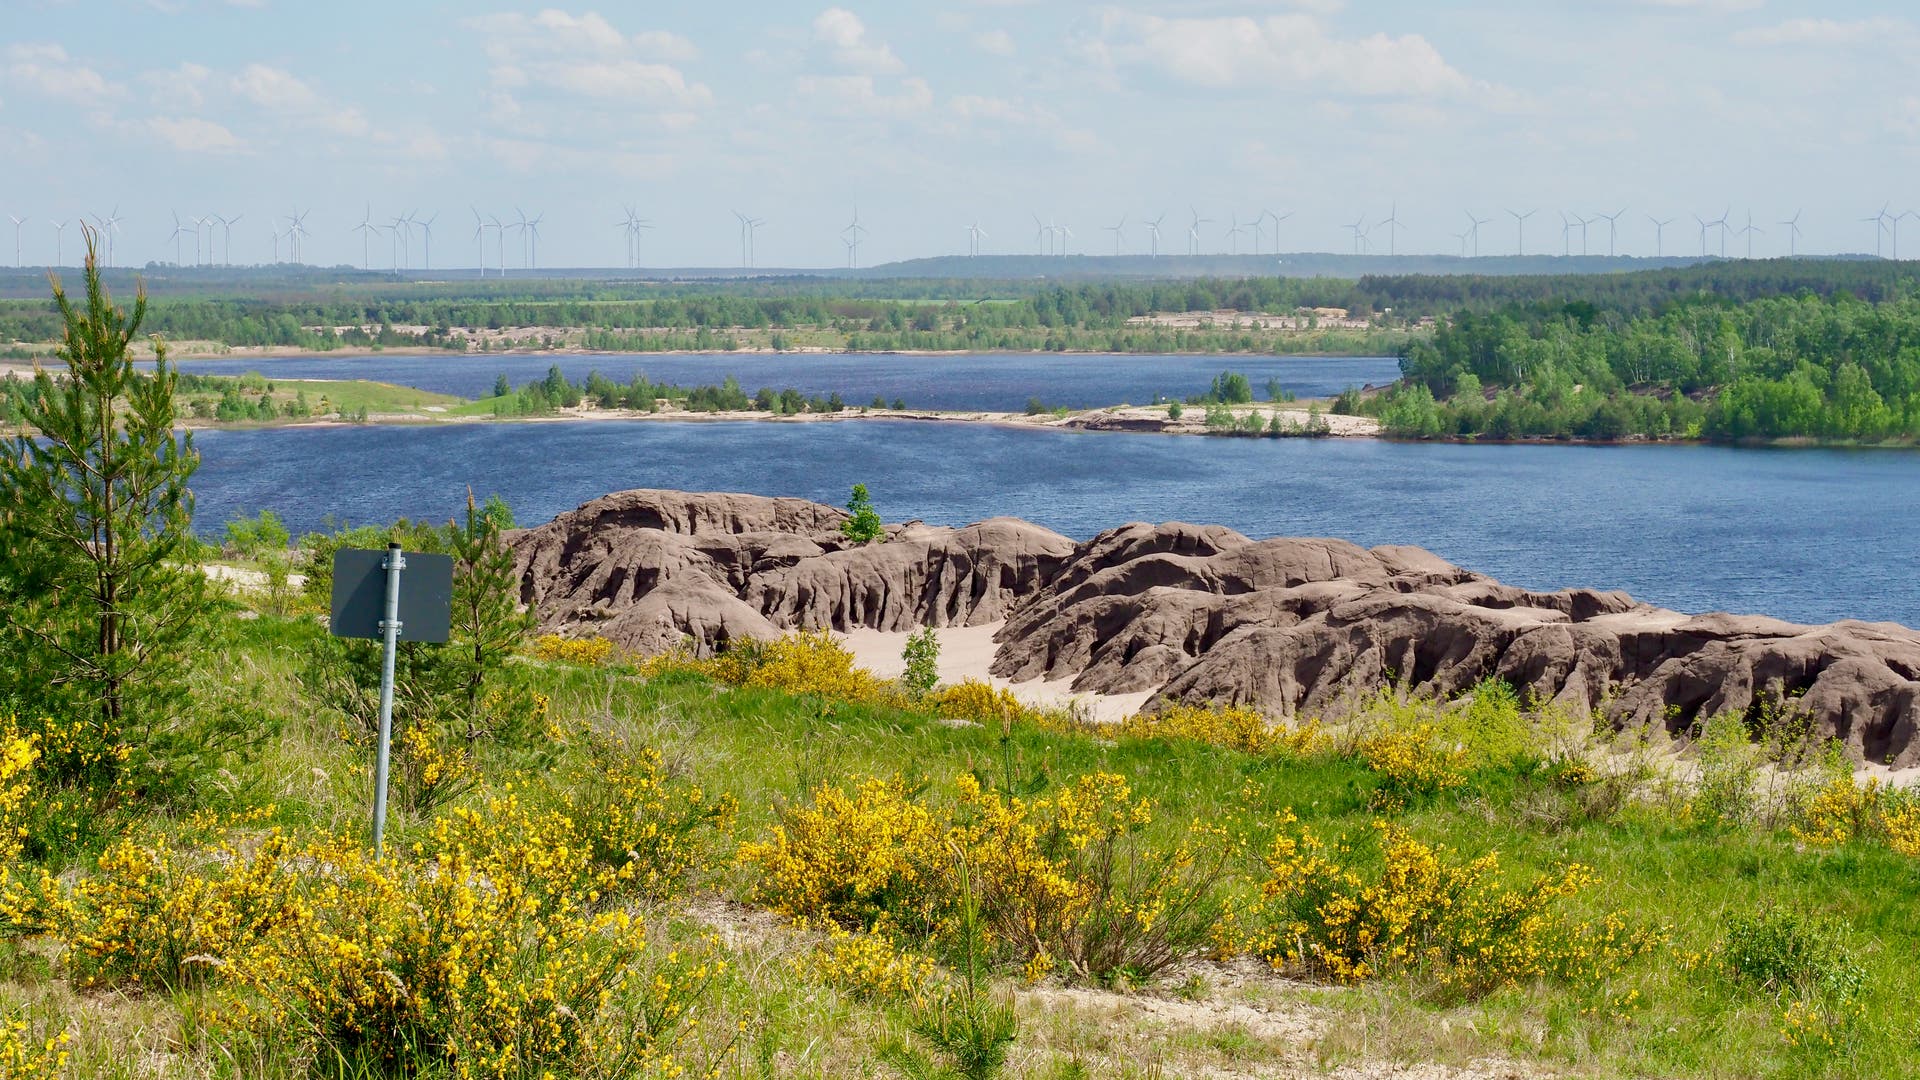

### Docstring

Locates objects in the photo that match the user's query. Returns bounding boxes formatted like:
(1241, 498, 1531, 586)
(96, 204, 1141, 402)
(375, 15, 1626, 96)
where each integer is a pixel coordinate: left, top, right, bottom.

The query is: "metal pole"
(373, 542, 406, 858)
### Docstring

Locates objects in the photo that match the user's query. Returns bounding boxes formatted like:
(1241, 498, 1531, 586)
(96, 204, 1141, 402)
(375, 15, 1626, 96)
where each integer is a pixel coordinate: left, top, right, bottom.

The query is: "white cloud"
(1091, 11, 1479, 100)
(973, 29, 1016, 56)
(812, 8, 905, 74)
(141, 62, 210, 109)
(230, 63, 368, 135)
(465, 10, 713, 111)
(1640, 0, 1764, 12)
(3, 43, 118, 104)
(1734, 17, 1910, 47)
(797, 74, 931, 116)
(148, 115, 243, 154)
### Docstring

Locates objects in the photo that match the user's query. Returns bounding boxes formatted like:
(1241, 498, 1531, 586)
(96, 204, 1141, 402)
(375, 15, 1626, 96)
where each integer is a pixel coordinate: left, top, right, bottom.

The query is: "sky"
(3, 0, 1919, 269)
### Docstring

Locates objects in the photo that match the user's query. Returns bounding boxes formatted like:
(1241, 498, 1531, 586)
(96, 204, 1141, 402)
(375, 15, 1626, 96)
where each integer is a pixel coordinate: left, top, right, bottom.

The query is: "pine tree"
(0, 231, 211, 794)
(448, 489, 534, 739)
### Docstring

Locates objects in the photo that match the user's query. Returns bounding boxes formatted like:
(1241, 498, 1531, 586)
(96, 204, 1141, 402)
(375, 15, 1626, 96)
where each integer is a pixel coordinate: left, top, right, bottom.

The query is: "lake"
(190, 419, 1920, 628)
(167, 352, 1404, 411)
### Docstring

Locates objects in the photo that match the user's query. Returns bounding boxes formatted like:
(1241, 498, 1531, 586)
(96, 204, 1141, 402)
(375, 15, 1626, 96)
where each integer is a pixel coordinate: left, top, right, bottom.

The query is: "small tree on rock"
(841, 483, 885, 544)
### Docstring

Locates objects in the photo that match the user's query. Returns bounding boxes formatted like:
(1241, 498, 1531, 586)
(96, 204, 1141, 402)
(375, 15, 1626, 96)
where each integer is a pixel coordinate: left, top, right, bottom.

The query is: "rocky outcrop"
(509, 489, 1075, 653)
(511, 491, 1920, 766)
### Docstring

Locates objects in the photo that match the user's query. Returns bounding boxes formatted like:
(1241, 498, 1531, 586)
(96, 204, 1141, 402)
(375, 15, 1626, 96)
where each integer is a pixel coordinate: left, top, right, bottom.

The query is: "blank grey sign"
(329, 549, 455, 643)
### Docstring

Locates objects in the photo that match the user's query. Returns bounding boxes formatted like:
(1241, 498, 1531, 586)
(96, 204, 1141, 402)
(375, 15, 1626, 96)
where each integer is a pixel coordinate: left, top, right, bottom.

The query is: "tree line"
(1369, 289, 1920, 441)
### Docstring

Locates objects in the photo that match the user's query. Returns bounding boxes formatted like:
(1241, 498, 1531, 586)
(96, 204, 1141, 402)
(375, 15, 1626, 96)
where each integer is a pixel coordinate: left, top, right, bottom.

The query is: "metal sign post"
(371, 544, 404, 858)
(331, 544, 454, 858)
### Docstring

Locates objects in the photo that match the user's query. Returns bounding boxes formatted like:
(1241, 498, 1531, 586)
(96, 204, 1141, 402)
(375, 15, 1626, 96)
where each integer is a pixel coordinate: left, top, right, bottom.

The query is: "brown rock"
(511, 492, 1920, 765)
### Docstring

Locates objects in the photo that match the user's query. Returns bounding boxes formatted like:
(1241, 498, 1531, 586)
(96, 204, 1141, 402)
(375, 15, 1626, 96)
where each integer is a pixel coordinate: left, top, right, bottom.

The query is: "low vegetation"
(2, 249, 1919, 1078)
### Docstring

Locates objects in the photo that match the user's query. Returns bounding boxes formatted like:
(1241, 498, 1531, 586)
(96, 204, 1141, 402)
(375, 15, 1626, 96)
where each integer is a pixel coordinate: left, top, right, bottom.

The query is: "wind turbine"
(166, 213, 190, 267)
(1053, 221, 1072, 256)
(1144, 213, 1164, 258)
(192, 214, 215, 266)
(95, 208, 123, 267)
(413, 213, 436, 271)
(748, 216, 766, 267)
(216, 213, 241, 266)
(510, 208, 532, 269)
(1345, 215, 1369, 255)
(1862, 204, 1891, 258)
(842, 207, 866, 268)
(1735, 210, 1762, 259)
(6, 214, 23, 268)
(1710, 207, 1731, 258)
(1597, 208, 1626, 257)
(966, 221, 987, 257)
(618, 207, 653, 268)
(490, 213, 506, 276)
(1032, 213, 1050, 256)
(283, 209, 310, 264)
(1647, 216, 1673, 257)
(353, 204, 378, 270)
(1693, 214, 1710, 257)
(1264, 209, 1291, 253)
(1187, 206, 1210, 256)
(1451, 229, 1469, 257)
(1560, 212, 1574, 256)
(52, 220, 70, 267)
(1463, 211, 1490, 257)
(523, 211, 543, 269)
(1574, 213, 1594, 256)
(1227, 213, 1243, 255)
(471, 207, 491, 276)
(736, 211, 753, 266)
(1105, 214, 1128, 255)
(1507, 208, 1534, 256)
(1376, 202, 1403, 257)
(1777, 210, 1802, 257)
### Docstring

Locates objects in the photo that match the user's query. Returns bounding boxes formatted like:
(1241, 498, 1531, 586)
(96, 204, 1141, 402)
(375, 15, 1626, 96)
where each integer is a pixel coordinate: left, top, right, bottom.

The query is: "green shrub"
(901, 628, 940, 697)
(842, 484, 885, 544)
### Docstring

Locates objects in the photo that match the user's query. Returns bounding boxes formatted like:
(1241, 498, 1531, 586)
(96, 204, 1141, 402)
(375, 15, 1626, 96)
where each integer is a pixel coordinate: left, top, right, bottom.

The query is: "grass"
(5, 607, 1919, 1078)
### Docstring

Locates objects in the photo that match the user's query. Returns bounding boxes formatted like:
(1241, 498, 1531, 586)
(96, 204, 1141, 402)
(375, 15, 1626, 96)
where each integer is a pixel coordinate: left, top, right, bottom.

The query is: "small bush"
(1692, 710, 1761, 824)
(1720, 907, 1867, 1051)
(0, 1011, 68, 1077)
(532, 633, 616, 667)
(740, 776, 944, 935)
(927, 680, 1026, 726)
(1250, 815, 1664, 997)
(842, 483, 885, 544)
(1118, 703, 1325, 756)
(902, 628, 941, 698)
(800, 925, 941, 1005)
(1357, 722, 1469, 810)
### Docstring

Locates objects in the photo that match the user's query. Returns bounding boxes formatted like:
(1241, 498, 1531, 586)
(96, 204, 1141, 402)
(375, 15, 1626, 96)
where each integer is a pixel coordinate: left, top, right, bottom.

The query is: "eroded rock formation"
(510, 490, 1920, 766)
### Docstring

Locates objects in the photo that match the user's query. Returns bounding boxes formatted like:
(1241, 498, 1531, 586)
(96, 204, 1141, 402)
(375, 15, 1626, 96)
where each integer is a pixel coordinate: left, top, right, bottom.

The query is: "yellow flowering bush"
(799, 925, 941, 1006)
(953, 771, 1236, 983)
(55, 827, 305, 990)
(1357, 722, 1469, 810)
(1789, 775, 1920, 858)
(741, 632, 902, 704)
(927, 680, 1029, 726)
(1115, 703, 1327, 756)
(740, 776, 944, 935)
(532, 633, 617, 667)
(0, 1012, 69, 1078)
(0, 721, 40, 865)
(1252, 814, 1664, 997)
(744, 771, 1238, 984)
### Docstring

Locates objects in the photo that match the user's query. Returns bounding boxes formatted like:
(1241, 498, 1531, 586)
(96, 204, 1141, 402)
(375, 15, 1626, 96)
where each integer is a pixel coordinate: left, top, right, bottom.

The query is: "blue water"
(165, 352, 1403, 411)
(189, 420, 1920, 628)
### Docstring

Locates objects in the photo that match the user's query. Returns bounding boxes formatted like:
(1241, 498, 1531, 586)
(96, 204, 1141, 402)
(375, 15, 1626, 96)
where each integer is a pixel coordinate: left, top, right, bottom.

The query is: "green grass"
(9, 609, 1920, 1078)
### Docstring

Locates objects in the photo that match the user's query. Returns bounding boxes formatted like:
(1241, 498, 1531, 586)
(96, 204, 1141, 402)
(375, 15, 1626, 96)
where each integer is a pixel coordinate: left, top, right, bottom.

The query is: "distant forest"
(5, 259, 1919, 358)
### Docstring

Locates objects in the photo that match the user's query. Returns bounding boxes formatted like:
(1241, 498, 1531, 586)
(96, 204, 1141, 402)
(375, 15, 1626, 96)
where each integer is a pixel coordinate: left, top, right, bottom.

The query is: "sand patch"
(835, 622, 1152, 723)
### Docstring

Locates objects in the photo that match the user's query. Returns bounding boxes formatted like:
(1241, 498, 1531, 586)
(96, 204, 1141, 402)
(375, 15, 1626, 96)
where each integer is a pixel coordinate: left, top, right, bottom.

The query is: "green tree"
(841, 484, 885, 544)
(492, 373, 511, 398)
(447, 491, 536, 739)
(901, 627, 940, 697)
(0, 234, 213, 795)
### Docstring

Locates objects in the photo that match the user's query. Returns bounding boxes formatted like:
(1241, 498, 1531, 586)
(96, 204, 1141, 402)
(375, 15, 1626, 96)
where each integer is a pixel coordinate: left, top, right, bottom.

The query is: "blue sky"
(3, 0, 1917, 268)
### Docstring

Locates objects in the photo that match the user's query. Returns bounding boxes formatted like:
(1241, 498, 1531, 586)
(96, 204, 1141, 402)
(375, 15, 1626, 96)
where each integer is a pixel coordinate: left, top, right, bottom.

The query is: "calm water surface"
(190, 420, 1918, 627)
(168, 352, 1403, 411)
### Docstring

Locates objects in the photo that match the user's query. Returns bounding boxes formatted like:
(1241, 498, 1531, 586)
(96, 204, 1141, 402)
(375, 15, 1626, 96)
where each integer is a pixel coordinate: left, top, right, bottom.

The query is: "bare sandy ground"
(836, 622, 1152, 723)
